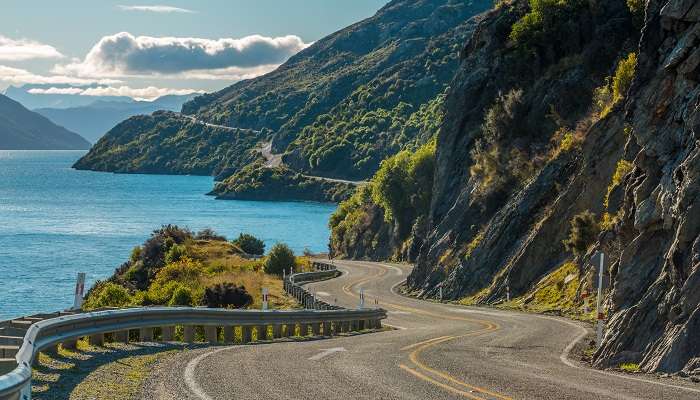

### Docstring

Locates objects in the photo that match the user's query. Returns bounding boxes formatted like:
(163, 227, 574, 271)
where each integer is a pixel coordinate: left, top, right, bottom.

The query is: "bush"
(153, 257, 204, 286)
(203, 283, 253, 308)
(563, 211, 599, 256)
(233, 233, 265, 255)
(196, 228, 227, 241)
(265, 243, 295, 275)
(168, 286, 195, 306)
(594, 53, 637, 118)
(165, 243, 188, 264)
(510, 0, 588, 53)
(84, 282, 133, 310)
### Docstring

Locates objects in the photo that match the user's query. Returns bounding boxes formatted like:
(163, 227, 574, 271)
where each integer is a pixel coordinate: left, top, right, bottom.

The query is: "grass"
(619, 362, 641, 373)
(494, 261, 596, 322)
(32, 341, 186, 400)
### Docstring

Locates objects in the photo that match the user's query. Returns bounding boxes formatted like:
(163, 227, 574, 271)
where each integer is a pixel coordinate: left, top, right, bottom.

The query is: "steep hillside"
(74, 0, 492, 190)
(0, 94, 90, 150)
(331, 0, 700, 376)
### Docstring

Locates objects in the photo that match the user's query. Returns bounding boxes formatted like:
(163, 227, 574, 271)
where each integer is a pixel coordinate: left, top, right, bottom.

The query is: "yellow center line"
(338, 262, 511, 399)
(399, 364, 487, 400)
(406, 330, 512, 400)
(400, 335, 454, 351)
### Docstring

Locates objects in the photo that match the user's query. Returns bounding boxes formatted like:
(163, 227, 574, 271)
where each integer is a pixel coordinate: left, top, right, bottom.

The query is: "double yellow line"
(338, 262, 511, 399)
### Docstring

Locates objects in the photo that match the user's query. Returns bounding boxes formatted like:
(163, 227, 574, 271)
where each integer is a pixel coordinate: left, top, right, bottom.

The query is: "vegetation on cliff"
(84, 226, 306, 310)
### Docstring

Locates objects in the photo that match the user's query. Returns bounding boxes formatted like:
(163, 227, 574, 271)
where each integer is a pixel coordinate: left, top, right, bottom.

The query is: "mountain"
(74, 0, 493, 195)
(0, 94, 90, 150)
(34, 94, 198, 143)
(330, 0, 700, 376)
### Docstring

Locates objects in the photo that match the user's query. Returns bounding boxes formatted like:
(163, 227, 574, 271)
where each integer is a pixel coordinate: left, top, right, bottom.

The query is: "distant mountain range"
(3, 85, 198, 143)
(0, 94, 90, 150)
(33, 94, 198, 143)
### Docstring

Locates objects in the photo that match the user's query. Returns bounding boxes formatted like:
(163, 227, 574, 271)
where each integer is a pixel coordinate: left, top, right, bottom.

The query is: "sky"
(0, 1, 387, 100)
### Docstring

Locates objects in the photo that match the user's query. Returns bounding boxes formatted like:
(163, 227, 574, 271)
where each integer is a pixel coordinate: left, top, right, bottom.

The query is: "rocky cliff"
(332, 0, 700, 375)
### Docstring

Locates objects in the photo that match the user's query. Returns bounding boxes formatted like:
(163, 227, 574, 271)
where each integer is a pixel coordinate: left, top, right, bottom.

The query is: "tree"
(265, 243, 295, 275)
(563, 211, 600, 256)
(233, 233, 265, 255)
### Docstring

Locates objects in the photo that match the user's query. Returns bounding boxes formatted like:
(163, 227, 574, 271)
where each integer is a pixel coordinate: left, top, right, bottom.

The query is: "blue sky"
(0, 1, 387, 100)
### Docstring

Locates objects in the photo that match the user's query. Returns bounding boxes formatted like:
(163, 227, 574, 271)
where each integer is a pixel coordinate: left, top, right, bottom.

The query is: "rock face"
(592, 0, 700, 374)
(334, 0, 700, 374)
(74, 0, 491, 190)
(0, 94, 90, 150)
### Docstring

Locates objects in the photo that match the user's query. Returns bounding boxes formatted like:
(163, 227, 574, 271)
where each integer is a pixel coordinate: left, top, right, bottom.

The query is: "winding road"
(143, 261, 700, 400)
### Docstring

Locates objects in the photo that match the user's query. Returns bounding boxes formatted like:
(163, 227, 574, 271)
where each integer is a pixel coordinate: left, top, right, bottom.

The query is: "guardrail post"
(223, 326, 234, 343)
(139, 327, 153, 342)
(333, 321, 342, 335)
(89, 333, 104, 346)
(242, 326, 252, 343)
(114, 330, 129, 344)
(342, 321, 350, 333)
(205, 326, 218, 343)
(299, 323, 309, 337)
(62, 338, 78, 350)
(255, 325, 267, 341)
(272, 324, 282, 339)
(284, 323, 295, 338)
(183, 326, 195, 343)
(161, 326, 174, 342)
(322, 321, 332, 337)
(311, 322, 321, 336)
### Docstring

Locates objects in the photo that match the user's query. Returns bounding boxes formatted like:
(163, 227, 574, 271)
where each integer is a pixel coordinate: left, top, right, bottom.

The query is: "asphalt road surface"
(143, 260, 700, 400)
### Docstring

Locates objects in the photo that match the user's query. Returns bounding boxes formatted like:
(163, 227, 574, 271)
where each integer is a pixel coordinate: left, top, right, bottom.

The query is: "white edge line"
(184, 346, 236, 400)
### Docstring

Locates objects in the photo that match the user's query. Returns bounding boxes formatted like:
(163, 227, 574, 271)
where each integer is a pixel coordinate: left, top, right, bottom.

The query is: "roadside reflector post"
(439, 286, 443, 302)
(506, 284, 510, 302)
(595, 251, 605, 346)
(72, 272, 86, 310)
(359, 288, 365, 309)
(262, 287, 269, 311)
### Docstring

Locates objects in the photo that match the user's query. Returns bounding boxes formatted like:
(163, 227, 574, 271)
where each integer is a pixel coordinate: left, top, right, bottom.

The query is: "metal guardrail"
(0, 263, 386, 400)
(284, 261, 344, 310)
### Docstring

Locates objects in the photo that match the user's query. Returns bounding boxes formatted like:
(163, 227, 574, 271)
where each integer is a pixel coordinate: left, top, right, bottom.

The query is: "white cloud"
(53, 32, 309, 78)
(26, 85, 204, 101)
(0, 65, 121, 85)
(0, 35, 63, 61)
(80, 85, 203, 100)
(118, 5, 195, 13)
(27, 87, 84, 95)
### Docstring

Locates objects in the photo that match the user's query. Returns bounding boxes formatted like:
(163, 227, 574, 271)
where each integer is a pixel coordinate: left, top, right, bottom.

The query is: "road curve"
(142, 261, 700, 400)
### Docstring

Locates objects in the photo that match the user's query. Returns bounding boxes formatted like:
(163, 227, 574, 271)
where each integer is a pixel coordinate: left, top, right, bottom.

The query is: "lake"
(0, 150, 336, 320)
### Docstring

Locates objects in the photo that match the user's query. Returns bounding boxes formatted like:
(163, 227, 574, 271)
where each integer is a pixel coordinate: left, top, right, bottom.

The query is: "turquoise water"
(0, 151, 336, 320)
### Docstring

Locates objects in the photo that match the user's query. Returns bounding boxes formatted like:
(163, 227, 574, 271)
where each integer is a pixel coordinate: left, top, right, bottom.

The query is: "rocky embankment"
(331, 0, 700, 375)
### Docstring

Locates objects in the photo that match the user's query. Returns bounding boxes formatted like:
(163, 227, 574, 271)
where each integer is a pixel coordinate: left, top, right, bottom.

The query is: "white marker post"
(262, 287, 269, 311)
(359, 288, 365, 309)
(506, 284, 510, 302)
(72, 272, 86, 310)
(595, 252, 605, 346)
(439, 286, 443, 302)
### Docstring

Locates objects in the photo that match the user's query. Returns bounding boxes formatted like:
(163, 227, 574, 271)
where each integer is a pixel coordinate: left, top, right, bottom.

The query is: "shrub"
(594, 53, 637, 118)
(604, 159, 634, 208)
(165, 243, 188, 264)
(510, 0, 588, 52)
(196, 228, 227, 241)
(153, 257, 204, 286)
(84, 282, 133, 310)
(203, 283, 253, 308)
(233, 233, 265, 255)
(168, 286, 195, 306)
(563, 211, 600, 256)
(265, 243, 295, 275)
